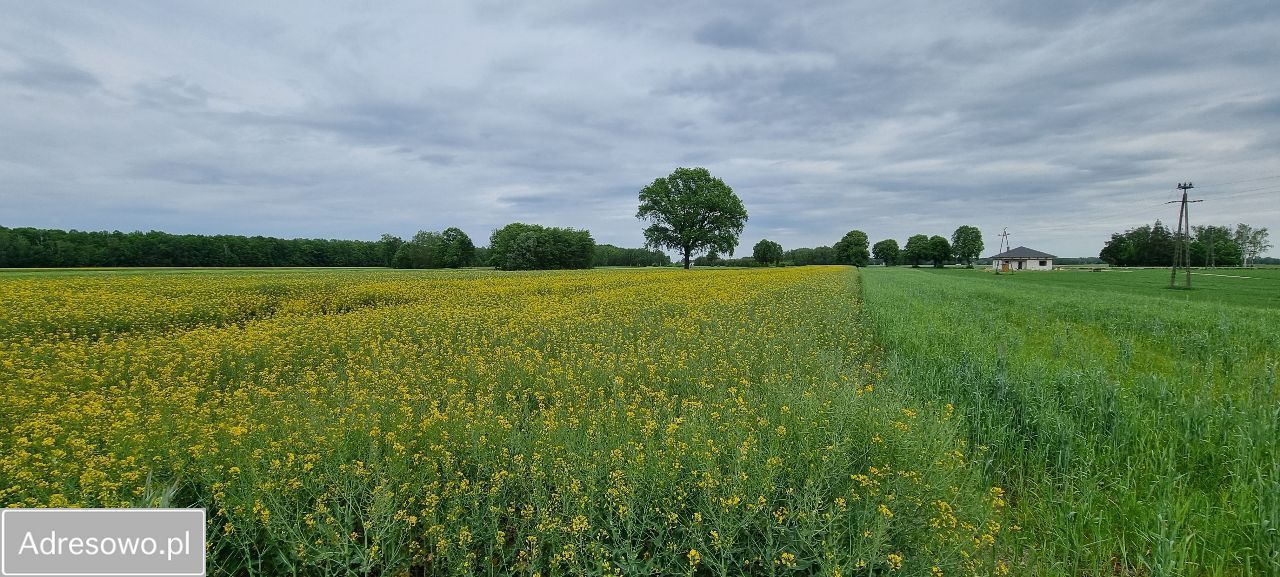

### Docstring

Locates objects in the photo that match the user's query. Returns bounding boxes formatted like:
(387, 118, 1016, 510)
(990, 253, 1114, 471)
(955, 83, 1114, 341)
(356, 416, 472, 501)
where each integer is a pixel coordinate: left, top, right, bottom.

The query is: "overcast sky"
(2, 1, 1278, 257)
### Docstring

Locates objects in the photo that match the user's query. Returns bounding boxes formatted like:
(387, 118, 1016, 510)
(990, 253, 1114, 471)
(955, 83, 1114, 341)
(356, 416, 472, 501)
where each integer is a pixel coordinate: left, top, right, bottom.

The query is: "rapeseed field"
(1, 267, 1009, 575)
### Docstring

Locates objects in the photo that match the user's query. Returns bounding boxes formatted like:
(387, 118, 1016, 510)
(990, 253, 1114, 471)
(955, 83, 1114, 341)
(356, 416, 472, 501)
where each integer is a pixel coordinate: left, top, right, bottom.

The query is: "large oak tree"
(637, 167, 748, 269)
(833, 230, 871, 266)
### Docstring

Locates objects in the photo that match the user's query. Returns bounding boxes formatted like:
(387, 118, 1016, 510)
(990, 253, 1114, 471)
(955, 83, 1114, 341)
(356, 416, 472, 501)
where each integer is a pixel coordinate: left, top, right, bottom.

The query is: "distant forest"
(0, 226, 388, 268)
(0, 226, 671, 269)
(1099, 222, 1272, 267)
(5, 224, 1273, 270)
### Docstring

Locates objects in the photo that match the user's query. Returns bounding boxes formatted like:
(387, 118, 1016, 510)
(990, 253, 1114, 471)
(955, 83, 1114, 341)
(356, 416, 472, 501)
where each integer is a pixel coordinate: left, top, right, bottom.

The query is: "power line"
(981, 180, 1268, 240)
(1201, 174, 1280, 188)
(1196, 184, 1280, 198)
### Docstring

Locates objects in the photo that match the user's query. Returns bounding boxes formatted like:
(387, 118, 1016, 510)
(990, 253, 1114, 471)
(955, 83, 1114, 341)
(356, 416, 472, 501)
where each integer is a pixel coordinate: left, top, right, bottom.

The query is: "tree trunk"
(683, 249, 691, 269)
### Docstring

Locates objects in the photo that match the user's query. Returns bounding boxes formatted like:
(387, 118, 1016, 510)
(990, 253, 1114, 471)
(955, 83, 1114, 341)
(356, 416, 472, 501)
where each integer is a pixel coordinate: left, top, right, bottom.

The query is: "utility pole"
(1166, 183, 1203, 288)
(996, 228, 1011, 273)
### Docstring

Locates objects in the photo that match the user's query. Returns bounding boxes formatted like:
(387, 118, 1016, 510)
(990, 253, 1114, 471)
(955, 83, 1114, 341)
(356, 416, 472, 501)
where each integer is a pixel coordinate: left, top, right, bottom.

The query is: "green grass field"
(862, 267, 1279, 575)
(985, 267, 1280, 308)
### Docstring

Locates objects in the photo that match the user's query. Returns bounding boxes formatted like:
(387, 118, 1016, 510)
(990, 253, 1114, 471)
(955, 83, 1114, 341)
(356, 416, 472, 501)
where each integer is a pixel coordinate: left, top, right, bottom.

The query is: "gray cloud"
(3, 58, 100, 93)
(134, 76, 212, 109)
(0, 1, 1277, 257)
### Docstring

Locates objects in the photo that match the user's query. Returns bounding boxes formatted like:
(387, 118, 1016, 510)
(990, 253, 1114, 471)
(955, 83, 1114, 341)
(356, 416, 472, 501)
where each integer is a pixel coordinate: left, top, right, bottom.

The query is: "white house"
(988, 246, 1055, 271)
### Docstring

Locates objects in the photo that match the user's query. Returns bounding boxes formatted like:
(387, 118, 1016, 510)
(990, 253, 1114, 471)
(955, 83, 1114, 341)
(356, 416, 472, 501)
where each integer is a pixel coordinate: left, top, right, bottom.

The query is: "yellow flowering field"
(1, 267, 1008, 575)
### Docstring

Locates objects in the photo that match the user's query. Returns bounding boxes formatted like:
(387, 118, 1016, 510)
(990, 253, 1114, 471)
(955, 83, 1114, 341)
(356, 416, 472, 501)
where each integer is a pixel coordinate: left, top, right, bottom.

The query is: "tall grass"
(862, 268, 1279, 576)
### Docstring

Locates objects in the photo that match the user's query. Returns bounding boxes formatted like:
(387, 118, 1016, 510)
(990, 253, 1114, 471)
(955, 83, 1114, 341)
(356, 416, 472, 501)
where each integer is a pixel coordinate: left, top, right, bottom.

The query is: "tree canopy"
(903, 234, 931, 267)
(636, 167, 748, 269)
(1099, 221, 1174, 266)
(872, 239, 900, 266)
(928, 236, 951, 268)
(1191, 225, 1241, 268)
(950, 225, 983, 267)
(752, 239, 784, 266)
(438, 227, 476, 268)
(1234, 224, 1272, 268)
(391, 227, 475, 269)
(488, 223, 594, 270)
(833, 230, 871, 266)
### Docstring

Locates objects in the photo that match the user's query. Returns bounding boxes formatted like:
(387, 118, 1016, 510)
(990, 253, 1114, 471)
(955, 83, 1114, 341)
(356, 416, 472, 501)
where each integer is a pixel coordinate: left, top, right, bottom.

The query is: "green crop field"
(978, 267, 1280, 309)
(862, 267, 1279, 575)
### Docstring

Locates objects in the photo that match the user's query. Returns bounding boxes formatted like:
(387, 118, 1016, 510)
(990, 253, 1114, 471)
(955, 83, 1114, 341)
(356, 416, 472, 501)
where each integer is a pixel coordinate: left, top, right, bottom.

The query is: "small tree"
(903, 234, 930, 267)
(637, 167, 748, 269)
(928, 235, 952, 268)
(950, 225, 983, 267)
(872, 239, 900, 266)
(752, 239, 784, 266)
(1235, 224, 1272, 267)
(833, 230, 871, 266)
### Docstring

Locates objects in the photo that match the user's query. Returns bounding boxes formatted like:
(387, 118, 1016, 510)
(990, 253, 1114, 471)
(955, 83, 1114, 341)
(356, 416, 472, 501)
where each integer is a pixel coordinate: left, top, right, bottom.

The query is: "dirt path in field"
(1190, 272, 1259, 279)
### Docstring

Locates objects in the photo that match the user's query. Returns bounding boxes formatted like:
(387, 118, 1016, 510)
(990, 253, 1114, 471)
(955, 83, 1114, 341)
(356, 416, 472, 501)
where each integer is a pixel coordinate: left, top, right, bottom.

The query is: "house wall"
(991, 258, 1054, 270)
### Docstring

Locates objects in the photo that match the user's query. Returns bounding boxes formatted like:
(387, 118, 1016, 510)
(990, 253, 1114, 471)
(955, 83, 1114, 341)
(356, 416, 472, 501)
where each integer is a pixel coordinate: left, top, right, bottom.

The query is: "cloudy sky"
(3, 1, 1278, 257)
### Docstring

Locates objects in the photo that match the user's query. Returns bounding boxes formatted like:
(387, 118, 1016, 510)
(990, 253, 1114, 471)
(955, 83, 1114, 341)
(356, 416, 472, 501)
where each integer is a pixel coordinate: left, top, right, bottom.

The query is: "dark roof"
(987, 246, 1056, 259)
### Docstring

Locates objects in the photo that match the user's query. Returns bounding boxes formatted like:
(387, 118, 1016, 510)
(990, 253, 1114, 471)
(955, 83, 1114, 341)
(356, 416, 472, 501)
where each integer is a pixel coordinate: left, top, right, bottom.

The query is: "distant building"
(988, 246, 1055, 271)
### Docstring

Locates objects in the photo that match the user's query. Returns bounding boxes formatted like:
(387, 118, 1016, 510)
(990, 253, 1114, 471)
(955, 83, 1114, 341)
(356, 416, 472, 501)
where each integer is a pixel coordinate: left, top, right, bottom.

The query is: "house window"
(1038, 260, 1046, 267)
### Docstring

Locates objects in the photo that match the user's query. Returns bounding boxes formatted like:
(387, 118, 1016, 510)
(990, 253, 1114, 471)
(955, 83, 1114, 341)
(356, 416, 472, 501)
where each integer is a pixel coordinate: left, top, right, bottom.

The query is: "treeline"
(694, 225, 986, 268)
(0, 225, 666, 271)
(593, 244, 671, 267)
(1054, 257, 1105, 265)
(0, 226, 386, 268)
(1099, 222, 1271, 267)
(879, 226, 985, 267)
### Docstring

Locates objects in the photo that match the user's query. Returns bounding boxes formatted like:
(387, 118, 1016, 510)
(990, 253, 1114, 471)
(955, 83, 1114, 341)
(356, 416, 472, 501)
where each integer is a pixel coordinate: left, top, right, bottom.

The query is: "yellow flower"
(990, 486, 1006, 508)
